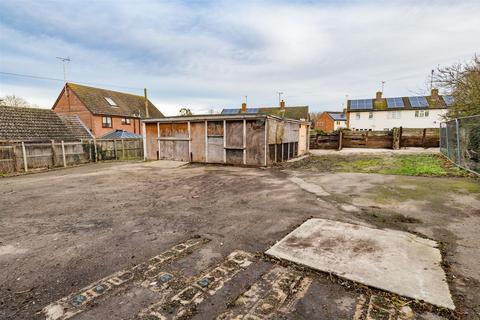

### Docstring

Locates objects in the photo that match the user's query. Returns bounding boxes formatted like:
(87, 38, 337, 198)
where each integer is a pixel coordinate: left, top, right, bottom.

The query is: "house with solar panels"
(346, 89, 452, 131)
(314, 111, 347, 133)
(221, 100, 310, 121)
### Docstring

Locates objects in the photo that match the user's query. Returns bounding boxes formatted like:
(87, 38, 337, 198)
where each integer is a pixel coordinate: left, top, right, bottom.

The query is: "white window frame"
(368, 112, 373, 119)
(355, 112, 361, 120)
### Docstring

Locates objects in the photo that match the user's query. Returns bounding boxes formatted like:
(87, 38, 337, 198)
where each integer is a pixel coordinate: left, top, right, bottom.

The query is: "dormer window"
(104, 97, 117, 107)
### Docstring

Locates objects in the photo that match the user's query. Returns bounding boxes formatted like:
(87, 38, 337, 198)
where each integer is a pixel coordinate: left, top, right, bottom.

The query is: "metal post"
(61, 140, 67, 167)
(455, 118, 461, 165)
(21, 142, 28, 172)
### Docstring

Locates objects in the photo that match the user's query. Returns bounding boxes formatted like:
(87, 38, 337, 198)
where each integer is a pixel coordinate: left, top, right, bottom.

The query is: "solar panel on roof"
(443, 95, 454, 106)
(408, 96, 429, 108)
(350, 99, 373, 110)
(386, 97, 404, 108)
(222, 109, 239, 114)
(246, 108, 259, 113)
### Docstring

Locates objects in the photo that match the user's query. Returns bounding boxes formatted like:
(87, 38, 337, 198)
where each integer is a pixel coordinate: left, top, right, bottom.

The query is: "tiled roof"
(221, 106, 309, 120)
(327, 112, 346, 121)
(58, 115, 94, 140)
(0, 106, 83, 142)
(101, 130, 143, 139)
(347, 95, 450, 112)
(62, 83, 164, 118)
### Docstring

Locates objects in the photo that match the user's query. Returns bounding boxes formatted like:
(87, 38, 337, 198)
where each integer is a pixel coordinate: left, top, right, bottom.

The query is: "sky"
(0, 0, 479, 116)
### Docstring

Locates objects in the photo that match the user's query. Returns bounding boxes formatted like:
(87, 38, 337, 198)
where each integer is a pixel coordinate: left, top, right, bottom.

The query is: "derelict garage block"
(142, 114, 310, 166)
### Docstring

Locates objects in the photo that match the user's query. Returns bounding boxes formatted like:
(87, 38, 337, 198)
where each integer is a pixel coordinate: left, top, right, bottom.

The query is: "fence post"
(422, 128, 426, 148)
(93, 139, 98, 162)
(455, 118, 461, 165)
(12, 144, 18, 172)
(21, 141, 28, 172)
(338, 130, 343, 151)
(114, 139, 118, 160)
(121, 139, 125, 160)
(51, 140, 57, 167)
(61, 140, 67, 167)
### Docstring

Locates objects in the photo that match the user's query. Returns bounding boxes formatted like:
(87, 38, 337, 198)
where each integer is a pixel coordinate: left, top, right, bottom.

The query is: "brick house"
(52, 83, 164, 138)
(314, 111, 347, 133)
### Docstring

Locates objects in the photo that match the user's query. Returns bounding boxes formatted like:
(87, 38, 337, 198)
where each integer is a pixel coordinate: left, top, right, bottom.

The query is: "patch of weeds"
(337, 154, 470, 177)
(281, 153, 474, 177)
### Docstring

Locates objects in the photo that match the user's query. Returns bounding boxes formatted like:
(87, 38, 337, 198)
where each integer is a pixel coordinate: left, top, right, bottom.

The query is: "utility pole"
(144, 88, 149, 118)
(277, 91, 284, 105)
(56, 56, 71, 83)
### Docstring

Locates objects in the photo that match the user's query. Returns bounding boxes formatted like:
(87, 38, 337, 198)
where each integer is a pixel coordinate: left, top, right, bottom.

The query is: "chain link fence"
(440, 115, 480, 175)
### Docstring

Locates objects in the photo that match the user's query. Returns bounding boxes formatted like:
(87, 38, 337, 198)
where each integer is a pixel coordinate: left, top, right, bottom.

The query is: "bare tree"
(433, 55, 480, 118)
(0, 95, 32, 108)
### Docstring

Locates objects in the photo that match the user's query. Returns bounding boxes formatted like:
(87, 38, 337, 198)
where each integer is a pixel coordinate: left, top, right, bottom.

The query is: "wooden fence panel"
(310, 128, 440, 150)
(0, 139, 144, 174)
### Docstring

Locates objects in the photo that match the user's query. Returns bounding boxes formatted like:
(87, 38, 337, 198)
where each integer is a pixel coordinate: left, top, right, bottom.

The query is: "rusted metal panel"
(190, 122, 205, 162)
(225, 121, 243, 148)
(245, 119, 265, 166)
(284, 122, 299, 143)
(207, 137, 224, 163)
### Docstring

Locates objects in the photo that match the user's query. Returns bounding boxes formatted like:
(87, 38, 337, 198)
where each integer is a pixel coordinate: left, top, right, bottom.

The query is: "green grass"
(335, 154, 469, 177)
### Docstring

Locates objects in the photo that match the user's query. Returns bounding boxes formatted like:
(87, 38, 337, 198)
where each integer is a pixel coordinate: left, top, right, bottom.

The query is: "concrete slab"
(266, 219, 455, 310)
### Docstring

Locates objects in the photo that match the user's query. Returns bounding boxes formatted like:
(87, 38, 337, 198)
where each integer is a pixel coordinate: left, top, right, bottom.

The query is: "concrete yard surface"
(266, 218, 455, 309)
(1, 161, 479, 319)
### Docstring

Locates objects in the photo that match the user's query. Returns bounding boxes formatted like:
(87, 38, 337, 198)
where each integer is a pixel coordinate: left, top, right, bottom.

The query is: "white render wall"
(333, 121, 347, 131)
(348, 109, 447, 131)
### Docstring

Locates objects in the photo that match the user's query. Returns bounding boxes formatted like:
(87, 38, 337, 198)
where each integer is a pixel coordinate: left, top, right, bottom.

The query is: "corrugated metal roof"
(101, 130, 143, 139)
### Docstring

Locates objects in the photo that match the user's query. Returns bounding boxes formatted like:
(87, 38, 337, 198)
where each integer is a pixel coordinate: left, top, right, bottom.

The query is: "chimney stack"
(375, 91, 382, 101)
(279, 100, 286, 110)
(241, 102, 247, 113)
(431, 88, 439, 100)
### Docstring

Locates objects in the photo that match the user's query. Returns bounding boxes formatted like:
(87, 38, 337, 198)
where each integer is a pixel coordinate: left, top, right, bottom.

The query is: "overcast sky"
(0, 0, 479, 115)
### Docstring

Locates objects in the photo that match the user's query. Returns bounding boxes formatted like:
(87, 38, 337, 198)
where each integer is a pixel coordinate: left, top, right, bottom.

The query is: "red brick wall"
(53, 86, 142, 138)
(315, 112, 334, 132)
